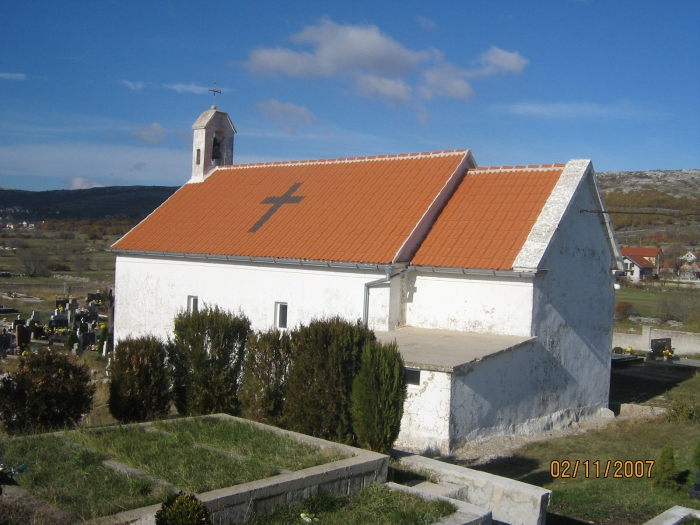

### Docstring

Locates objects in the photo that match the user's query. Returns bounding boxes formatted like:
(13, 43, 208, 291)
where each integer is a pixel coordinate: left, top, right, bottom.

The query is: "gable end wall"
(529, 169, 616, 421)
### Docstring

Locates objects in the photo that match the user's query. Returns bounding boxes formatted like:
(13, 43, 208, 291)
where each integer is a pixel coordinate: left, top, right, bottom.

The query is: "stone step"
(411, 480, 467, 500)
(385, 482, 491, 525)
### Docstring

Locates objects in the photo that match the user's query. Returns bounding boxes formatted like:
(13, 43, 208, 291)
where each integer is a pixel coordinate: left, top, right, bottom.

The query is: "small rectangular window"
(405, 368, 420, 386)
(196, 149, 201, 165)
(187, 295, 198, 314)
(275, 302, 288, 329)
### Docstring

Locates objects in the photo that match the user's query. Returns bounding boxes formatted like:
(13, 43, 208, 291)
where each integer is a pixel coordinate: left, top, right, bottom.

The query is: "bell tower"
(190, 105, 236, 183)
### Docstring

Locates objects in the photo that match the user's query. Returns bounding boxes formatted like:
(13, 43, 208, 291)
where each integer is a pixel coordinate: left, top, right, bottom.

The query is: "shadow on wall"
(450, 341, 577, 439)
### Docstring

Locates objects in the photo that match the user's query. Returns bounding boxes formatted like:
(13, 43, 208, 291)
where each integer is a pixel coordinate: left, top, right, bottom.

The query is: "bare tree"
(16, 249, 52, 277)
(73, 256, 92, 275)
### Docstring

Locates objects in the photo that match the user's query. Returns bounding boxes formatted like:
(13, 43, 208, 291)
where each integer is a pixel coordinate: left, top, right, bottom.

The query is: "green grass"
(247, 483, 455, 525)
(616, 287, 700, 318)
(154, 417, 348, 472)
(474, 418, 700, 525)
(64, 425, 279, 493)
(0, 435, 169, 521)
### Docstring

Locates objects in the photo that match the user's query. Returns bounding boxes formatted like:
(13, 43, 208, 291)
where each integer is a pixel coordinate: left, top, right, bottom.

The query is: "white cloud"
(163, 83, 211, 94)
(257, 100, 316, 133)
(419, 64, 474, 100)
(0, 73, 27, 81)
(415, 15, 436, 30)
(69, 177, 103, 190)
(479, 46, 529, 75)
(491, 101, 644, 119)
(130, 123, 167, 144)
(120, 80, 144, 92)
(248, 19, 430, 78)
(355, 75, 413, 103)
(243, 19, 528, 111)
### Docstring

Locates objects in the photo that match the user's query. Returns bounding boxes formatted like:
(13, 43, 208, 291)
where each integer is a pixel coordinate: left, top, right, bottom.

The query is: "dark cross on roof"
(249, 183, 305, 233)
(209, 82, 221, 104)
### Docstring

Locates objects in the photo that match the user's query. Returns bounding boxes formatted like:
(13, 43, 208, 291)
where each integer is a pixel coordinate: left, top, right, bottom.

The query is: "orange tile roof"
(620, 246, 662, 257)
(113, 151, 468, 265)
(623, 254, 655, 269)
(411, 165, 565, 270)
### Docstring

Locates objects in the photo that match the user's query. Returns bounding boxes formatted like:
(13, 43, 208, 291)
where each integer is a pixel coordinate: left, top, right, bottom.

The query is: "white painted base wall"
(114, 256, 392, 342)
(395, 370, 452, 453)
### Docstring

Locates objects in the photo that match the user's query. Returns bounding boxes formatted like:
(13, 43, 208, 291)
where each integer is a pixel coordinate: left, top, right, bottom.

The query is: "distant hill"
(1, 169, 698, 227)
(598, 169, 700, 198)
(0, 186, 179, 221)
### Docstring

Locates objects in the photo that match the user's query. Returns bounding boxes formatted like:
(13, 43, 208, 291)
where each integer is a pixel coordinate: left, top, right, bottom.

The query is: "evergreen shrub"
(0, 348, 95, 434)
(108, 336, 171, 423)
(693, 441, 700, 472)
(169, 305, 250, 416)
(653, 444, 680, 489)
(154, 492, 211, 525)
(239, 329, 291, 425)
(64, 329, 78, 352)
(282, 317, 374, 444)
(351, 340, 407, 453)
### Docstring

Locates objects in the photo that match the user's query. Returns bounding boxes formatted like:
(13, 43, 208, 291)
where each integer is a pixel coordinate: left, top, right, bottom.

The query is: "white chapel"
(113, 106, 622, 453)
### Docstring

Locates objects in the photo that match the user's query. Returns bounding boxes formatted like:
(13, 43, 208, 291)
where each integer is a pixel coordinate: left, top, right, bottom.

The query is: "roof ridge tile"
(218, 149, 469, 170)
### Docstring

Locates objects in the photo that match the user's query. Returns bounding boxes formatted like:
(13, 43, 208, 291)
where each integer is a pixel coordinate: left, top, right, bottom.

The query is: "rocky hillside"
(598, 169, 700, 197)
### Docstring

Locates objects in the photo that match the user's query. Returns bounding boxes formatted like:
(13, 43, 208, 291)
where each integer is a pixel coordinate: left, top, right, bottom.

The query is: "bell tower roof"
(192, 106, 237, 133)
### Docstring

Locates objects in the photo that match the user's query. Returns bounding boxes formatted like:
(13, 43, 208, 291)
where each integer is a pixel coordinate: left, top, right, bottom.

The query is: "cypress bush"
(653, 444, 680, 489)
(64, 329, 78, 352)
(693, 441, 700, 472)
(169, 305, 250, 416)
(351, 340, 407, 453)
(108, 336, 171, 423)
(0, 348, 95, 434)
(239, 329, 291, 425)
(155, 492, 211, 525)
(282, 317, 374, 444)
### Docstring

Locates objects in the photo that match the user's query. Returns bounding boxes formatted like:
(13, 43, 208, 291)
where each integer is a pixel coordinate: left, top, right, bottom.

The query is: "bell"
(211, 137, 222, 160)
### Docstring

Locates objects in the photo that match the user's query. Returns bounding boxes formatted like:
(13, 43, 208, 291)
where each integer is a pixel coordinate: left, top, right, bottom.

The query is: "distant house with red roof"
(621, 253, 655, 282)
(112, 106, 623, 453)
(619, 246, 662, 276)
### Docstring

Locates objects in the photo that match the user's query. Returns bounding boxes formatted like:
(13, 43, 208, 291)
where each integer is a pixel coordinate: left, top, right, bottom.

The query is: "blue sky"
(1, 1, 698, 191)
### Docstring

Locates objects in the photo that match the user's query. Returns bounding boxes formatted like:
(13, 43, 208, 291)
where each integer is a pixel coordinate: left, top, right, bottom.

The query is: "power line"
(581, 209, 700, 218)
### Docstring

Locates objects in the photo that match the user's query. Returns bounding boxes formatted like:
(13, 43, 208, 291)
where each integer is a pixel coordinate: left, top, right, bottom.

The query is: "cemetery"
(0, 414, 550, 525)
(0, 289, 111, 358)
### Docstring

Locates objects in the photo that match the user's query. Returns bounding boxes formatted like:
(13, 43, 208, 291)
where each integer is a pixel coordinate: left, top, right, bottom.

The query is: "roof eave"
(112, 249, 395, 271)
(408, 264, 538, 278)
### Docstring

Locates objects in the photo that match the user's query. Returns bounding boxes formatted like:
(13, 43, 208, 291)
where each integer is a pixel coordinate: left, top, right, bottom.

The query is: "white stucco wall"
(114, 255, 392, 342)
(528, 171, 616, 425)
(404, 273, 534, 337)
(394, 370, 452, 453)
(444, 170, 616, 449)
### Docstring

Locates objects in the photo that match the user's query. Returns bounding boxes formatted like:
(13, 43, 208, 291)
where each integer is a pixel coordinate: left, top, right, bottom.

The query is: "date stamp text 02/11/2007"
(550, 460, 655, 479)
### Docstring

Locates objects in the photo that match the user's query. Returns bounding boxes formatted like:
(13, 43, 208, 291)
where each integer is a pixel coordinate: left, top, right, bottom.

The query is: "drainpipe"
(363, 267, 408, 327)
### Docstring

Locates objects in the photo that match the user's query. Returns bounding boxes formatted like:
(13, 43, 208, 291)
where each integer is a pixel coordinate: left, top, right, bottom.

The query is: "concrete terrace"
(375, 326, 536, 372)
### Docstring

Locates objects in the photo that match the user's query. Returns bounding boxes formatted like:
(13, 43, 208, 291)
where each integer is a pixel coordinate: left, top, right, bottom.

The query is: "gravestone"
(28, 310, 41, 326)
(650, 338, 672, 358)
(83, 332, 96, 345)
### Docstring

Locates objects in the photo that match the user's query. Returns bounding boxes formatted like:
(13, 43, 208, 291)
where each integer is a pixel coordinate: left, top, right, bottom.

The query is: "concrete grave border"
(391, 451, 550, 525)
(85, 414, 388, 524)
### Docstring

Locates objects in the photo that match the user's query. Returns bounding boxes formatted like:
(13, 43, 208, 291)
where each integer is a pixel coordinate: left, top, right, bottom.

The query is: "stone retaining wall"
(613, 326, 700, 355)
